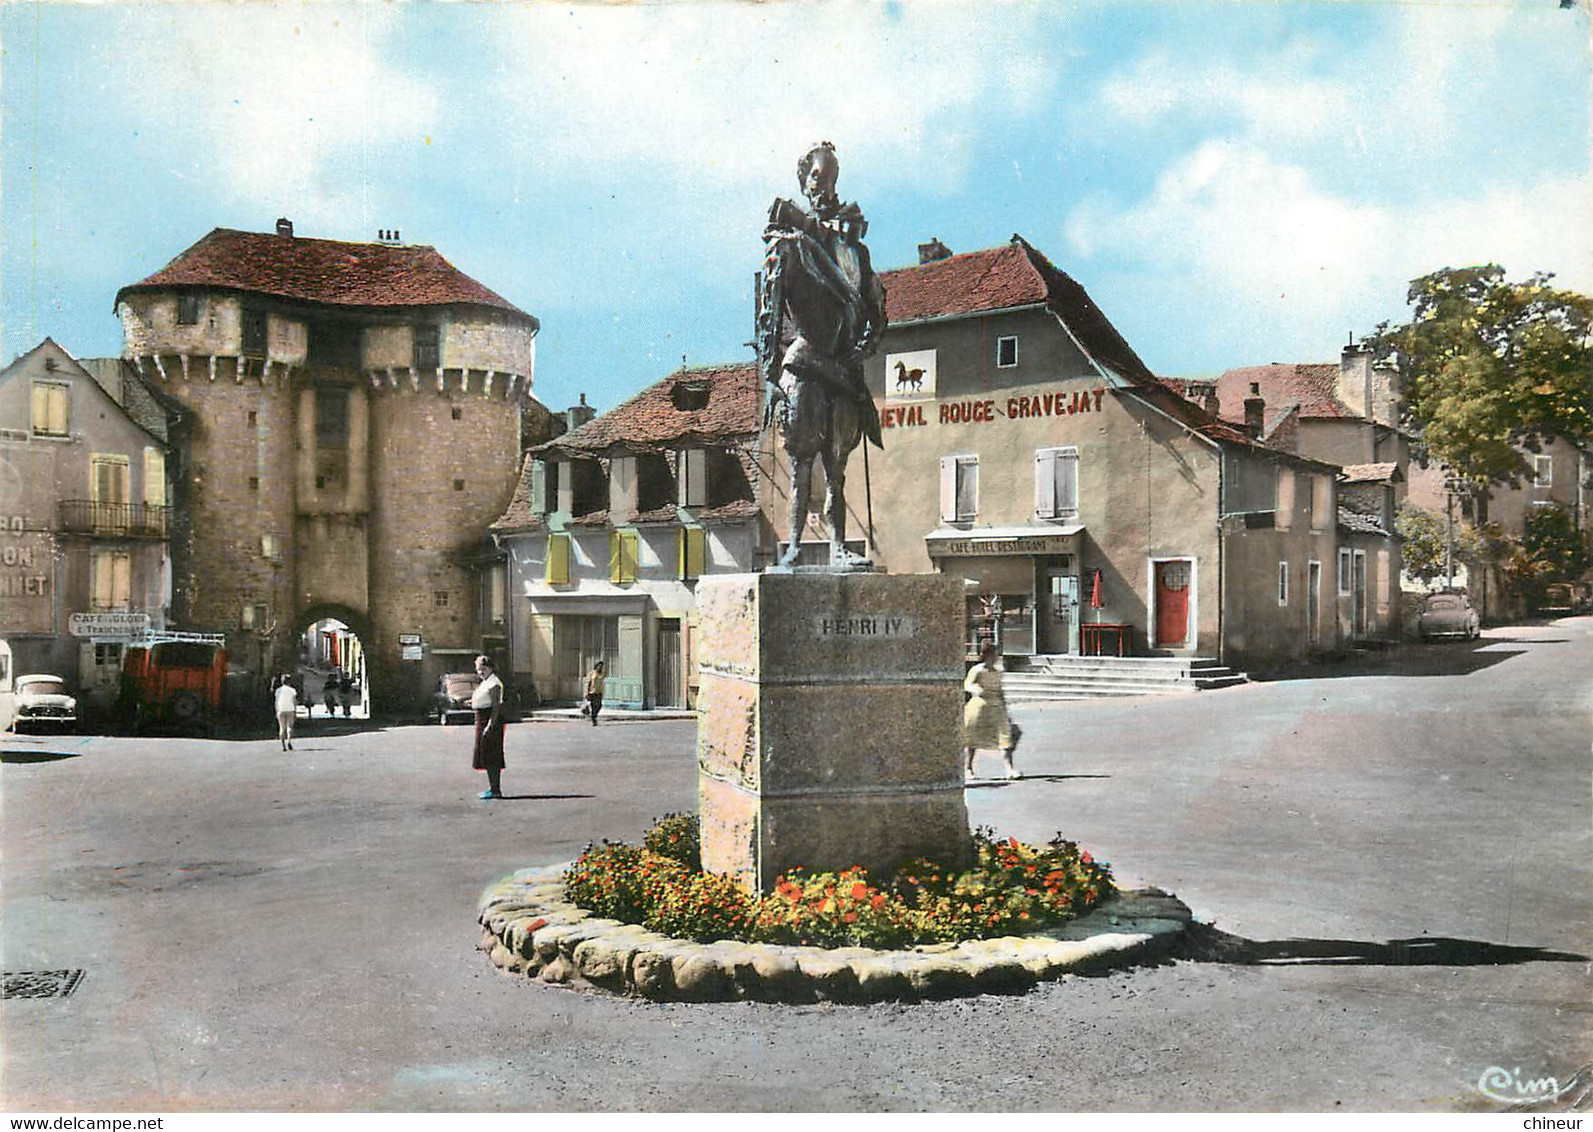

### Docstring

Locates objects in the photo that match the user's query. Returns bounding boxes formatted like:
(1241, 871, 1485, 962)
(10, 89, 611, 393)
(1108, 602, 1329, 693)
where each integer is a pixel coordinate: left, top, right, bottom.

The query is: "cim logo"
(1476, 1065, 1573, 1104)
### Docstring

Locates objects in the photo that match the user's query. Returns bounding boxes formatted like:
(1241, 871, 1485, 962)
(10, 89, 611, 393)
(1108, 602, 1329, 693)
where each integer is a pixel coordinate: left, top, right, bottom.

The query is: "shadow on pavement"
(0, 750, 81, 764)
(490, 793, 596, 802)
(1257, 641, 1531, 682)
(1178, 922, 1587, 966)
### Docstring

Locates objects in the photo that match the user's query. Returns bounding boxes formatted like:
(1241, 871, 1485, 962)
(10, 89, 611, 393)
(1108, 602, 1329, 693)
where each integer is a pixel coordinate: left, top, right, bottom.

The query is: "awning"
(925, 524, 1083, 558)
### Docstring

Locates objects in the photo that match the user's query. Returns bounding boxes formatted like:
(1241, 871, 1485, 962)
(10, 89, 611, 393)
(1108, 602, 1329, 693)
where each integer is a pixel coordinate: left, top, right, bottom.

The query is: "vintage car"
(10, 674, 78, 732)
(1416, 591, 1481, 641)
(430, 672, 483, 725)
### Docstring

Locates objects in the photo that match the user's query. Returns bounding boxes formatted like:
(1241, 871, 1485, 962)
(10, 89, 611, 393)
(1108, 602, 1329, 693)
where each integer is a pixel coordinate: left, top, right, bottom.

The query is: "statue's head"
(798, 142, 840, 208)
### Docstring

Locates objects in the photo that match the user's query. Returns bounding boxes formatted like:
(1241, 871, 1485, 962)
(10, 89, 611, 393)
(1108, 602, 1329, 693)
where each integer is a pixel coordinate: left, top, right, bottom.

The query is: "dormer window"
(670, 380, 711, 411)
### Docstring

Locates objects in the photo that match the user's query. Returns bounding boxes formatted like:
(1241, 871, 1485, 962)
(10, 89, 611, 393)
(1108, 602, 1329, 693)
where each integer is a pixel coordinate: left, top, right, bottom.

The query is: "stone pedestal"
(696, 571, 971, 891)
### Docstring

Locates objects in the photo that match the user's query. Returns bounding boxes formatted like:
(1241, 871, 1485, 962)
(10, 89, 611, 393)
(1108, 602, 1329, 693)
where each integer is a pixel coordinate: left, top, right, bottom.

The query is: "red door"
(1154, 560, 1190, 647)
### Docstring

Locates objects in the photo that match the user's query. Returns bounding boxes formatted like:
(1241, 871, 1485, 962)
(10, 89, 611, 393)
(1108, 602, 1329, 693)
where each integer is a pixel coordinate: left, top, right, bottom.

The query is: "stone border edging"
(477, 864, 1192, 1002)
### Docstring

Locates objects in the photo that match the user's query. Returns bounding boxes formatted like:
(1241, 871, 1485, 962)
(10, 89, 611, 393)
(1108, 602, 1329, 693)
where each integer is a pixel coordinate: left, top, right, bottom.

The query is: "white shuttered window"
(1035, 447, 1079, 519)
(939, 455, 979, 522)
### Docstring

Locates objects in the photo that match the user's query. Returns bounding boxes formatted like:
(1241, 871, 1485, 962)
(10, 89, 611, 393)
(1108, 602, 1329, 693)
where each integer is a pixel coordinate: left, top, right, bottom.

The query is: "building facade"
(0, 339, 172, 716)
(113, 221, 538, 711)
(817, 236, 1343, 669)
(493, 364, 768, 709)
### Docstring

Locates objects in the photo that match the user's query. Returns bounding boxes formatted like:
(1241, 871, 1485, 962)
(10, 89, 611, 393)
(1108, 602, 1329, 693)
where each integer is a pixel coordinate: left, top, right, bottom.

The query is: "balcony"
(58, 500, 170, 539)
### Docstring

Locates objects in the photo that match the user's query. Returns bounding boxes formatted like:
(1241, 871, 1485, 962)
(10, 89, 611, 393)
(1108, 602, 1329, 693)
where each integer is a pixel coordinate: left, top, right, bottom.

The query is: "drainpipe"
(1216, 450, 1226, 666)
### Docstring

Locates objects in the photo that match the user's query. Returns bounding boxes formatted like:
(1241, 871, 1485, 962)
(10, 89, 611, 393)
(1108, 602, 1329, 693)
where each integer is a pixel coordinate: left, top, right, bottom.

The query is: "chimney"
(917, 237, 953, 264)
(1243, 382, 1266, 439)
(566, 392, 597, 432)
(1339, 338, 1372, 420)
(275, 218, 294, 238)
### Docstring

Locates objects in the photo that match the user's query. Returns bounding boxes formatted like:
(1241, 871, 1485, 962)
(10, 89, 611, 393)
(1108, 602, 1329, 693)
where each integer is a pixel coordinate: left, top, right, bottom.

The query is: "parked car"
(1417, 591, 1481, 641)
(430, 672, 482, 724)
(10, 674, 77, 732)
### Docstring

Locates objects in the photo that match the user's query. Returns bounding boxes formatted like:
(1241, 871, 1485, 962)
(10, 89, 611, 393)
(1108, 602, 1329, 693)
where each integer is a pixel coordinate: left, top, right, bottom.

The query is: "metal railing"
(58, 500, 170, 538)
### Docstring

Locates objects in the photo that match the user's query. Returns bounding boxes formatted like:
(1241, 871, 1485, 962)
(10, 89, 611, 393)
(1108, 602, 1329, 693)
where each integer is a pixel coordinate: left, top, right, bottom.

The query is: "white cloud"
(117, 6, 437, 231)
(492, 3, 1059, 198)
(1067, 140, 1593, 362)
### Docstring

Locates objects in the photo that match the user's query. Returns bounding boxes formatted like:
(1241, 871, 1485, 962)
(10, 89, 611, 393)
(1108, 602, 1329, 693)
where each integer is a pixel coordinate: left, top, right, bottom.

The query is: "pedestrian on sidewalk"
(338, 670, 354, 718)
(471, 654, 506, 799)
(963, 643, 1019, 780)
(274, 675, 299, 751)
(584, 661, 606, 727)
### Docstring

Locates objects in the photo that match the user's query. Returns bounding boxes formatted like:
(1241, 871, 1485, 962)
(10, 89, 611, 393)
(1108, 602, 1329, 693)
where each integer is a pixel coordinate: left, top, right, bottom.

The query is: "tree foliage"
(1395, 501, 1486, 586)
(1367, 266, 1593, 491)
(1522, 503, 1590, 583)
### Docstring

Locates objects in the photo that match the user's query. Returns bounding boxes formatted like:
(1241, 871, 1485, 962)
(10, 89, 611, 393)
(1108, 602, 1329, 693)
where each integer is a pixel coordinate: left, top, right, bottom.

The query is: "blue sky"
(3, 1, 1587, 416)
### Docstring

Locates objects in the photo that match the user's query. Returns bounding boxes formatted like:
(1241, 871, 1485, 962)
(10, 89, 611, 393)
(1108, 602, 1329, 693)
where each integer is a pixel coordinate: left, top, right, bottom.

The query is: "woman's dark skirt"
(472, 708, 505, 770)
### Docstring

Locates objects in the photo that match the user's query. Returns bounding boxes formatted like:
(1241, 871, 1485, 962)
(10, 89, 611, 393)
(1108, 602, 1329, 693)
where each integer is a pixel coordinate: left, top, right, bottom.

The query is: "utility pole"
(1444, 474, 1458, 591)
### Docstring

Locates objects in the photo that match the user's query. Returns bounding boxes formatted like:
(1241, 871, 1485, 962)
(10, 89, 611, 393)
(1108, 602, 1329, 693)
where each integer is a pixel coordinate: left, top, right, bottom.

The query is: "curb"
(477, 864, 1192, 1003)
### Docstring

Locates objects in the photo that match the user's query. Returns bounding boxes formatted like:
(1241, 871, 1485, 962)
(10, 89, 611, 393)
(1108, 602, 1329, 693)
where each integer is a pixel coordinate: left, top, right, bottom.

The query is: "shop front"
(925, 526, 1083, 658)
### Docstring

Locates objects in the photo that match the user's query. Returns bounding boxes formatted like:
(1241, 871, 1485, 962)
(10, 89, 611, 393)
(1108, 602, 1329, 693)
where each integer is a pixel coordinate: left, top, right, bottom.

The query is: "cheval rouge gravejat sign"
(881, 386, 1106, 429)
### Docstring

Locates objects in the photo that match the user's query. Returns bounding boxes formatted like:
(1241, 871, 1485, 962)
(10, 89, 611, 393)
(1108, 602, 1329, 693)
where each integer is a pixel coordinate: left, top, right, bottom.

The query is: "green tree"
(1522, 503, 1590, 582)
(1395, 501, 1486, 586)
(1367, 266, 1593, 495)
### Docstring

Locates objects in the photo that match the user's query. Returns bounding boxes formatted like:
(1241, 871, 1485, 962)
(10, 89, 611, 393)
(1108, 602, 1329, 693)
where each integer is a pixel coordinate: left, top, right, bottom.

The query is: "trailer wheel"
(169, 690, 202, 723)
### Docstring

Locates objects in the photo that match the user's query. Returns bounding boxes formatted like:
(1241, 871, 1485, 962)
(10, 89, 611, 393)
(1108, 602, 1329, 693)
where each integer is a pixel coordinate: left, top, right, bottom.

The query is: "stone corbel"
(180, 354, 191, 381)
(386, 368, 397, 389)
(485, 370, 496, 398)
(409, 368, 420, 392)
(152, 355, 169, 382)
(209, 355, 218, 383)
(436, 367, 445, 394)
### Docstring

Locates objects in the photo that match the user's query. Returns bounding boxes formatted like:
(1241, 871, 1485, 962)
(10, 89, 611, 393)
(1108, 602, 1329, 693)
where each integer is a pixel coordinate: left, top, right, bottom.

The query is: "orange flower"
(870, 893, 887, 911)
(843, 911, 858, 924)
(850, 882, 868, 901)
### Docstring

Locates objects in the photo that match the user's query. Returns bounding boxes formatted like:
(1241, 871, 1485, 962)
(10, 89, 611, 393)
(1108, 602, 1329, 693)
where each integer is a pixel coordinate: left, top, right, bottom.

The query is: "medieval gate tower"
(114, 221, 537, 712)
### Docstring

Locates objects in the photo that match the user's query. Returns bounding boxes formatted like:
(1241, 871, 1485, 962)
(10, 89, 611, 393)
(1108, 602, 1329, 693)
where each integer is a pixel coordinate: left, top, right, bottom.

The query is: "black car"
(430, 672, 482, 724)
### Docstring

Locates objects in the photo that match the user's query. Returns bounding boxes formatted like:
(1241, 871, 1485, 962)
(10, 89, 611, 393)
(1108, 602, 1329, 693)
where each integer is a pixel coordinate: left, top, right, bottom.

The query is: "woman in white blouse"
(470, 654, 506, 799)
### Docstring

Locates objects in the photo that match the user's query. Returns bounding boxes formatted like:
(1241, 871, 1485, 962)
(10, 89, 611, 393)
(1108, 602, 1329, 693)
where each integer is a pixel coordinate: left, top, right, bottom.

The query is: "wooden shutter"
(545, 533, 569, 585)
(680, 449, 707, 508)
(530, 461, 547, 513)
(1056, 448, 1078, 516)
(939, 456, 957, 522)
(679, 526, 705, 578)
(1034, 450, 1056, 518)
(144, 448, 167, 506)
(622, 531, 638, 583)
(956, 456, 978, 520)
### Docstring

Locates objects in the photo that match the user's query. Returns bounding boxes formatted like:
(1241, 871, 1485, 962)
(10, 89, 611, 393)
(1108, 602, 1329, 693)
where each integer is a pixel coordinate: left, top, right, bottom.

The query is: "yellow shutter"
(680, 526, 705, 579)
(144, 448, 167, 506)
(546, 533, 569, 585)
(31, 384, 49, 432)
(609, 531, 622, 583)
(618, 530, 638, 583)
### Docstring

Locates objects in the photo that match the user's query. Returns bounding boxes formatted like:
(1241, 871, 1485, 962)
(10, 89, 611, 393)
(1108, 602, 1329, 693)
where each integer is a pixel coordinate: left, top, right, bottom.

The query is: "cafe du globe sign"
(68, 611, 151, 639)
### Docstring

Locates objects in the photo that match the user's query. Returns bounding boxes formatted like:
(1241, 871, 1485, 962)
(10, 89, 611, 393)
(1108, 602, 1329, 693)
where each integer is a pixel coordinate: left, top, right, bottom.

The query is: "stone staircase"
(1002, 654, 1248, 703)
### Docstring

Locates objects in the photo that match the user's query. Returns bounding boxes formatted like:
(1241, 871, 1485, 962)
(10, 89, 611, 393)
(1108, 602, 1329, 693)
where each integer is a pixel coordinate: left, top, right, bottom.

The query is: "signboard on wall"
(885, 349, 936, 402)
(69, 611, 150, 638)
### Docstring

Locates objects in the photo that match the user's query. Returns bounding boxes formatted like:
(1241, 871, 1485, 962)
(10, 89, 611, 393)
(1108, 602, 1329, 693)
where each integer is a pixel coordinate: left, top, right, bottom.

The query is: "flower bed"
(562, 815, 1114, 950)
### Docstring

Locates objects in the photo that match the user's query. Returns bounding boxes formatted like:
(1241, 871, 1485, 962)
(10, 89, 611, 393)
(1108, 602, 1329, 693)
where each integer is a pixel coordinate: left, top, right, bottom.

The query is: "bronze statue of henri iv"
(757, 141, 886, 570)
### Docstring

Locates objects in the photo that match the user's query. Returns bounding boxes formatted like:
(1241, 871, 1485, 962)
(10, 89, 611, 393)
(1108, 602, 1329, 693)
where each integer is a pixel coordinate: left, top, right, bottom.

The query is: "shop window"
(996, 336, 1018, 368)
(546, 533, 571, 585)
(966, 593, 1033, 656)
(1278, 561, 1290, 606)
(678, 526, 705, 579)
(1034, 447, 1078, 520)
(94, 642, 123, 669)
(939, 455, 978, 523)
(1533, 454, 1553, 488)
(610, 529, 639, 584)
(177, 293, 203, 325)
(31, 381, 70, 437)
(91, 550, 131, 610)
(678, 448, 708, 508)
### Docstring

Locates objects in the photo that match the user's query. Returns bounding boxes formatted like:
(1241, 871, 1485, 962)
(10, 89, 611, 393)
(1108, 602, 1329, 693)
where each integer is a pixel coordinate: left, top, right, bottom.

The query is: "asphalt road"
(3, 619, 1589, 1112)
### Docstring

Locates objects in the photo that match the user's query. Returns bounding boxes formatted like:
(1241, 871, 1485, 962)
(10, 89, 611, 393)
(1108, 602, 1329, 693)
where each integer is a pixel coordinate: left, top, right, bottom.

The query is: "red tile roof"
(881, 236, 1259, 449)
(115, 227, 533, 320)
(541, 362, 760, 456)
(1215, 363, 1352, 422)
(1341, 462, 1403, 484)
(489, 453, 548, 534)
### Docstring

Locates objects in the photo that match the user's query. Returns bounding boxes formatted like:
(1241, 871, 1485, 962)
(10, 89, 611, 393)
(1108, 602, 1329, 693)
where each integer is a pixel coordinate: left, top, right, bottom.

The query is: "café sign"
(928, 534, 1078, 557)
(69, 611, 151, 638)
